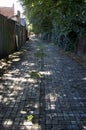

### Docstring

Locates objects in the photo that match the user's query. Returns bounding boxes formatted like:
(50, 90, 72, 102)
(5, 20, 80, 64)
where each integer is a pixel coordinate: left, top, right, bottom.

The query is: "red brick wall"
(0, 6, 14, 17)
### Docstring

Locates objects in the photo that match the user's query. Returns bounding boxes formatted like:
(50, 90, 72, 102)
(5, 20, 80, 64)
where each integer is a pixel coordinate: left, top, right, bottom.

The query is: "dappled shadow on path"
(0, 38, 86, 130)
(0, 42, 41, 130)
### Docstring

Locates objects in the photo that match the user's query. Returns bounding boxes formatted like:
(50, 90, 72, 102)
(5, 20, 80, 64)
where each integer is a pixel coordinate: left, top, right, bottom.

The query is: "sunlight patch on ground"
(3, 77, 27, 82)
(2, 97, 8, 103)
(34, 103, 39, 108)
(3, 119, 13, 127)
(83, 126, 86, 129)
(11, 58, 20, 62)
(13, 51, 23, 55)
(45, 92, 61, 110)
(3, 73, 13, 77)
(82, 77, 86, 80)
(3, 76, 37, 84)
(0, 62, 7, 68)
(0, 97, 2, 102)
(50, 104, 56, 110)
(24, 121, 33, 126)
(45, 92, 59, 101)
(23, 121, 42, 130)
(49, 93, 58, 101)
(20, 110, 27, 114)
(8, 69, 20, 74)
(22, 61, 35, 67)
(29, 63, 35, 67)
(39, 71, 52, 76)
(28, 78, 37, 83)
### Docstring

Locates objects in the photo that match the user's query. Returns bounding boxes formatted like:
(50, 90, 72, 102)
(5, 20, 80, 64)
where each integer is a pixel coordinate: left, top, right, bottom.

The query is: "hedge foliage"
(20, 0, 86, 51)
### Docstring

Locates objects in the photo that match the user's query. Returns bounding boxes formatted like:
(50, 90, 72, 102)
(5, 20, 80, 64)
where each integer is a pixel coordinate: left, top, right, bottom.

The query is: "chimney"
(17, 10, 21, 23)
(13, 3, 14, 9)
(12, 3, 15, 15)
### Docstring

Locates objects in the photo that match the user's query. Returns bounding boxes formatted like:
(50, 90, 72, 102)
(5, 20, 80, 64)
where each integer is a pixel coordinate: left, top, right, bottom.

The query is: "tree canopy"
(20, 0, 86, 51)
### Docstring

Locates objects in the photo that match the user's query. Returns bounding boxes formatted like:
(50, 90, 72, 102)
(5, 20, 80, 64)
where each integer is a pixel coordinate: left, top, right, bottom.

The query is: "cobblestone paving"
(0, 38, 86, 130)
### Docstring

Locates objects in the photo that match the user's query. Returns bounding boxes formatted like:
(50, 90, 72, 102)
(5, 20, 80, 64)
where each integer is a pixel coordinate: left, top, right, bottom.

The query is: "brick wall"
(0, 5, 14, 17)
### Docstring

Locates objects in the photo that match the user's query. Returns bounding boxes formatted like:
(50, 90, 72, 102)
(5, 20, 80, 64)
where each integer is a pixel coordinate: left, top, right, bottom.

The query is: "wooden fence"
(0, 14, 27, 59)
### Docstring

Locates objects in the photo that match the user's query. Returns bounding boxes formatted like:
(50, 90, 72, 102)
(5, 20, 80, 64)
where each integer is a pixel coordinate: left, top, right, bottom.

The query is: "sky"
(0, 0, 23, 14)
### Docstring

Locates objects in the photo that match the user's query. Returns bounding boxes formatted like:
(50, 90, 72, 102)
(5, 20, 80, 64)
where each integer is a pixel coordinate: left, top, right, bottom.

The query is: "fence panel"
(0, 15, 4, 57)
(0, 14, 16, 58)
(6, 18, 16, 54)
(0, 14, 27, 59)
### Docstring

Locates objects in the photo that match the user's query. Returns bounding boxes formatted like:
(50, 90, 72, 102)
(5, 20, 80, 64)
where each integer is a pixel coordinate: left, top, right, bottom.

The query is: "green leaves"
(27, 115, 34, 121)
(20, 0, 86, 50)
(34, 51, 46, 58)
(30, 71, 44, 79)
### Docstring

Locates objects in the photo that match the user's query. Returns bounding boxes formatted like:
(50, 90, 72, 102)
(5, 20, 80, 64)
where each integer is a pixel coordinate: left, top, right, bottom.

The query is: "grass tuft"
(30, 71, 44, 79)
(34, 51, 46, 58)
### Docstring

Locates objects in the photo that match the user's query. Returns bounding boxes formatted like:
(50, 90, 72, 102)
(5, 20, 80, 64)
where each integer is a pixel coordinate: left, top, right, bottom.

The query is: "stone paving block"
(45, 125, 52, 130)
(0, 38, 86, 130)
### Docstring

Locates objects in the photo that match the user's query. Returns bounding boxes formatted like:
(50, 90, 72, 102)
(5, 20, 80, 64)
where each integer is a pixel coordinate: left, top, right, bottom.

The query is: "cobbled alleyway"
(0, 38, 86, 130)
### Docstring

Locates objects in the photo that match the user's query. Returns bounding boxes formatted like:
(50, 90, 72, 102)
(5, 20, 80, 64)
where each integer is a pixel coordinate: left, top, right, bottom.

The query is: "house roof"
(0, 6, 14, 17)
